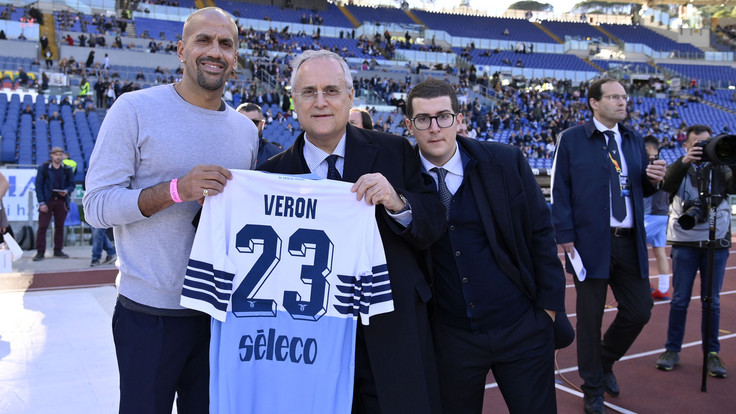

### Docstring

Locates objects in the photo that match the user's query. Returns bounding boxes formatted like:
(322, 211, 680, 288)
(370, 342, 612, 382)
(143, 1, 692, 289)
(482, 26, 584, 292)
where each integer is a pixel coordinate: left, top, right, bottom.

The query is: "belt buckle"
(612, 227, 627, 237)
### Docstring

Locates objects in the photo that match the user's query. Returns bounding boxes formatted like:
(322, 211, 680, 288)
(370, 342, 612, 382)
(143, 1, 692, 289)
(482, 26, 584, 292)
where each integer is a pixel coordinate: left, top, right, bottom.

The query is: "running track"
(482, 245, 735, 413)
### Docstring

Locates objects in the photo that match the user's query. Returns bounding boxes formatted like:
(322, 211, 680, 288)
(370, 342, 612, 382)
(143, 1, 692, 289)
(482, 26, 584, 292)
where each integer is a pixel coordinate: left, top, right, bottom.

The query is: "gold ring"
(202, 189, 209, 197)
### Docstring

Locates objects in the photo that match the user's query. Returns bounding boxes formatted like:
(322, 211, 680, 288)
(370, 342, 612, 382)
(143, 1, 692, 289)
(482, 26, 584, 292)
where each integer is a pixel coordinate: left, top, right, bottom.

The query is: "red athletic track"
(11, 244, 733, 413)
(482, 244, 736, 414)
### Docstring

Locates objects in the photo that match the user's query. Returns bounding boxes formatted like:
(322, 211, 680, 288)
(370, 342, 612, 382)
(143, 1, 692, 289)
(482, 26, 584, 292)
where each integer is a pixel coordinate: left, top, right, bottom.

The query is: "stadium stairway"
(404, 9, 424, 26)
(648, 60, 668, 75)
(534, 22, 563, 44)
(582, 58, 604, 72)
(203, 0, 215, 7)
(594, 24, 623, 47)
(124, 19, 137, 38)
(41, 13, 57, 61)
(646, 61, 660, 73)
(338, 5, 360, 28)
(701, 99, 736, 116)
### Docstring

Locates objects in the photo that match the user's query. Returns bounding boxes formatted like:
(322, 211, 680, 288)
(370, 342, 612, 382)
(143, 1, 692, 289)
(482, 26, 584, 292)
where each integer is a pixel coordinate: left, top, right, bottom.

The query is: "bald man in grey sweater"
(83, 8, 257, 413)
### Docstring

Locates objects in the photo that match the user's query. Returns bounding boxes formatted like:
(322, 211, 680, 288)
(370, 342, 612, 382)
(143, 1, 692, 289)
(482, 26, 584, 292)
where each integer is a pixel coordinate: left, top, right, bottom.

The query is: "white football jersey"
(181, 170, 394, 414)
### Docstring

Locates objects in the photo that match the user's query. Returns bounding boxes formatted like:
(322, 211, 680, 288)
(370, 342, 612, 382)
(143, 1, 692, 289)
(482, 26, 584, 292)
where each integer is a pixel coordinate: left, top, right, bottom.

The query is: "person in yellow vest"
(79, 77, 90, 99)
(62, 152, 77, 173)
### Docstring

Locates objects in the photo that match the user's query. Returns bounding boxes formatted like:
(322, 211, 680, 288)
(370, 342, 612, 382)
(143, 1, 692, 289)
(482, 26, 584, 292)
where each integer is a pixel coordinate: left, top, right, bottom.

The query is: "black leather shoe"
(603, 372, 619, 397)
(583, 393, 605, 414)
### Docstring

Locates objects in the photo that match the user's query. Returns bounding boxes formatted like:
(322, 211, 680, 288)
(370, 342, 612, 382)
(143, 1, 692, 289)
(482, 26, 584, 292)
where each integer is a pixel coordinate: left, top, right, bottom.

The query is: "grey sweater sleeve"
(83, 97, 147, 229)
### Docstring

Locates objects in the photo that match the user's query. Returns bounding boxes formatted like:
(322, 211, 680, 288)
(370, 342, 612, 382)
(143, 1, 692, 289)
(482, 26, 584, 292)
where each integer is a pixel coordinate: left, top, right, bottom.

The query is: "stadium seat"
(63, 202, 84, 246)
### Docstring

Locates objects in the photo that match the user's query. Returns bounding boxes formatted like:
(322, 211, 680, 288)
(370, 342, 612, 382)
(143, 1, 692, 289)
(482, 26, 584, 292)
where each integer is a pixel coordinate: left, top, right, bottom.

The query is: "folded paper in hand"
(567, 248, 586, 282)
(3, 233, 24, 262)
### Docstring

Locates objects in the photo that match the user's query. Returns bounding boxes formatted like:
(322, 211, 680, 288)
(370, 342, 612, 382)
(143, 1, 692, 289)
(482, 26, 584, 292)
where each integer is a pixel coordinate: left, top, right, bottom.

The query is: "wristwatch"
(391, 192, 410, 214)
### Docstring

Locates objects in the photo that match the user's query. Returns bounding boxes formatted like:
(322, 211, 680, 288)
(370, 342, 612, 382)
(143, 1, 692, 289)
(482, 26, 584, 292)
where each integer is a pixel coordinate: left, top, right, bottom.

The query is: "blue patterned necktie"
(432, 167, 452, 221)
(604, 130, 626, 222)
(325, 154, 341, 180)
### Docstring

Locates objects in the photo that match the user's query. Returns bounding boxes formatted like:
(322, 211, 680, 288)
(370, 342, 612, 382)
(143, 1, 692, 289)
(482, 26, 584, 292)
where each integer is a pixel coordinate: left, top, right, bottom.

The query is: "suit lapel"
(620, 127, 640, 180)
(459, 138, 511, 239)
(460, 138, 524, 291)
(276, 132, 310, 174)
(343, 125, 379, 182)
(468, 160, 512, 253)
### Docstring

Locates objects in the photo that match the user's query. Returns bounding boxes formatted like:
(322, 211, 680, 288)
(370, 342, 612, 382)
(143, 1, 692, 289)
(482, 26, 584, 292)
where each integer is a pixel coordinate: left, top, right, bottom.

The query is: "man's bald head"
(182, 7, 237, 40)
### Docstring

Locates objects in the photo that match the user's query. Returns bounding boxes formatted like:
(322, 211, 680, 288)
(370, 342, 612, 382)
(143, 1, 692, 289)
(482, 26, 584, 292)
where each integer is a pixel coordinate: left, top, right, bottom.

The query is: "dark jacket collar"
(583, 119, 632, 140)
(267, 124, 382, 181)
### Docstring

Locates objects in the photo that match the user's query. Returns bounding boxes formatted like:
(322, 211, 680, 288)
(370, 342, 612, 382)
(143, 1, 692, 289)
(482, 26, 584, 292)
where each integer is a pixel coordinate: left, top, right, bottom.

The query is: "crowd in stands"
(0, 5, 16, 20)
(56, 10, 129, 36)
(3, 64, 713, 169)
(218, 61, 718, 163)
(237, 26, 388, 60)
(3, 2, 736, 173)
(132, 0, 184, 13)
(233, 23, 450, 63)
(144, 0, 180, 7)
(714, 25, 736, 51)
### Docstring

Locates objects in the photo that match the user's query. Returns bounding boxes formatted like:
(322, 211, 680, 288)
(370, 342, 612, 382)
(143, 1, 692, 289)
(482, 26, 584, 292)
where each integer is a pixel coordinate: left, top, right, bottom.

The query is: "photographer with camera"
(656, 124, 733, 378)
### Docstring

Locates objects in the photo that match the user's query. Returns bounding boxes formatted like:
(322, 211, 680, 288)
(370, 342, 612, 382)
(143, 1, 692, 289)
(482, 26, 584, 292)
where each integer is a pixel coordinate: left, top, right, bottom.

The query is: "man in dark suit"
(551, 78, 666, 414)
(408, 78, 569, 413)
(259, 49, 444, 414)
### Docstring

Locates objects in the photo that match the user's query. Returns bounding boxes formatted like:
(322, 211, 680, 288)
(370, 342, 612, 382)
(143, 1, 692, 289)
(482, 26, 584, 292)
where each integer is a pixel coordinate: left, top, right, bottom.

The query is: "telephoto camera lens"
(677, 200, 707, 230)
(699, 134, 736, 165)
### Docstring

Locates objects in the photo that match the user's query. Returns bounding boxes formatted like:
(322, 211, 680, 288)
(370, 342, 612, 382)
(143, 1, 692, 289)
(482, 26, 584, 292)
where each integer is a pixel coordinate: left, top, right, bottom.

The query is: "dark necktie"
(325, 154, 341, 180)
(432, 167, 452, 221)
(604, 130, 626, 222)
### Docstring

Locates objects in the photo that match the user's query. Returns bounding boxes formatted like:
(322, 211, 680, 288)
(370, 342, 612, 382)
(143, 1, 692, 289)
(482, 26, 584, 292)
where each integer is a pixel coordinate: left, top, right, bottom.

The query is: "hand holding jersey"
(175, 164, 232, 201)
(351, 172, 407, 212)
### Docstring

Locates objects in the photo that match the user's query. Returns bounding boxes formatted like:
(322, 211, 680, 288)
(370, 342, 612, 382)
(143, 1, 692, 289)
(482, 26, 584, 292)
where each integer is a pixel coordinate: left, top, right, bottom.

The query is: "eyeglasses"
(293, 87, 344, 100)
(410, 113, 457, 130)
(601, 94, 630, 102)
(250, 118, 264, 126)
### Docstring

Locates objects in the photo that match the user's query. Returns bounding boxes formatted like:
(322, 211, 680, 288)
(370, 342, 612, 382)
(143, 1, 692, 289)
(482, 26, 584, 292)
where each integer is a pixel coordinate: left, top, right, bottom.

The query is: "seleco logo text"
(239, 328, 318, 364)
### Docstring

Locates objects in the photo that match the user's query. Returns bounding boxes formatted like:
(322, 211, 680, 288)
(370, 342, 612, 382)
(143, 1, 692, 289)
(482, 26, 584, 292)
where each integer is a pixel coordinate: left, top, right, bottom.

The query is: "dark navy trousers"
(112, 300, 210, 414)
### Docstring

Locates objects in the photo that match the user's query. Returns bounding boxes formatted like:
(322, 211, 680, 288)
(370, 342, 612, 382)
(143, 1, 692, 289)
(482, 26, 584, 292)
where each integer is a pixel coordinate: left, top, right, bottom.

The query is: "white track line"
(484, 333, 736, 413)
(566, 267, 736, 289)
(554, 383, 639, 414)
(545, 332, 736, 376)
(563, 289, 736, 317)
(484, 382, 641, 413)
(557, 249, 736, 259)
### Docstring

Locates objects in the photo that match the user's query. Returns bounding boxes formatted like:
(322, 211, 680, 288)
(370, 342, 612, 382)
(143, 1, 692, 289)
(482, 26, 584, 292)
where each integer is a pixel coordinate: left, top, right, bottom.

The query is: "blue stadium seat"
(63, 202, 84, 245)
(601, 23, 704, 58)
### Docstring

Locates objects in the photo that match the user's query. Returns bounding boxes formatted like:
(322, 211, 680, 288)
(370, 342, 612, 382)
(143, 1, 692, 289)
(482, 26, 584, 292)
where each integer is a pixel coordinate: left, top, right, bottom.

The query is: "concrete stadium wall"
(674, 28, 710, 49)
(58, 30, 177, 50)
(0, 39, 38, 58)
(58, 45, 180, 70)
(241, 0, 328, 11)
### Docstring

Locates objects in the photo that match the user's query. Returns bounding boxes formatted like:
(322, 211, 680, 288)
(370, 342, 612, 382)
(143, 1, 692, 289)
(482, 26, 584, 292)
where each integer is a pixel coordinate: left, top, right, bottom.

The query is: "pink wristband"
(170, 178, 182, 203)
